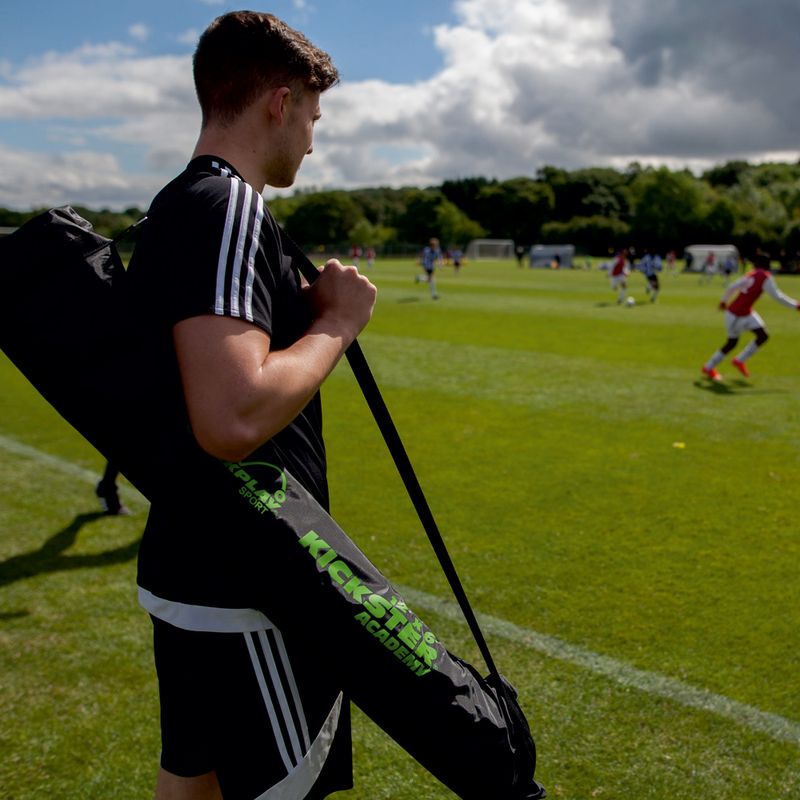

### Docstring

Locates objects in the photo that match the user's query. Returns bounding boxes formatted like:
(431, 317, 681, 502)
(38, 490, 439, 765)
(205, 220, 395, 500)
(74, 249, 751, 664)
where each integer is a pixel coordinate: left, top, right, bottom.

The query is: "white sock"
(736, 342, 759, 362)
(705, 350, 725, 369)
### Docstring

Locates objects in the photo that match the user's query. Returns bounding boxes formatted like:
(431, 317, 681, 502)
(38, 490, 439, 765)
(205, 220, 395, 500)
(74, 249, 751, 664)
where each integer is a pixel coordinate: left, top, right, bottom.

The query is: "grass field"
(2, 260, 799, 799)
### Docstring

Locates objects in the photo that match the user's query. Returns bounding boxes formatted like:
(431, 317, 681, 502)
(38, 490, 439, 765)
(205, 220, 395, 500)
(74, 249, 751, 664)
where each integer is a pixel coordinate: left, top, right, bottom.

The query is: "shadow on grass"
(396, 296, 422, 304)
(0, 511, 140, 589)
(693, 379, 787, 396)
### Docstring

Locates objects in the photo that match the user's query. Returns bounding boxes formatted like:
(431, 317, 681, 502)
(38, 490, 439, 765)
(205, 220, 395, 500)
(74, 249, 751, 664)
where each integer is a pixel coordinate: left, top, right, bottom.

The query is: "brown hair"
(193, 10, 339, 126)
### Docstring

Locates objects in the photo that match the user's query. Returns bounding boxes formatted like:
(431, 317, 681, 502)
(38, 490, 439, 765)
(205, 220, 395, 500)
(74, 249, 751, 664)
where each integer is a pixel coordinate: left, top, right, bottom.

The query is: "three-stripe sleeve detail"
(214, 176, 263, 322)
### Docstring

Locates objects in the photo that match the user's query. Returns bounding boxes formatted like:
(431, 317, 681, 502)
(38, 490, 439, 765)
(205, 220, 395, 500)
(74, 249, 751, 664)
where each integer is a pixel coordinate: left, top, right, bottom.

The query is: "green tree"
(346, 218, 395, 250)
(283, 191, 362, 248)
(440, 177, 495, 223)
(435, 199, 485, 248)
(540, 215, 630, 255)
(628, 167, 706, 252)
(475, 178, 554, 243)
(391, 189, 446, 244)
(726, 177, 789, 254)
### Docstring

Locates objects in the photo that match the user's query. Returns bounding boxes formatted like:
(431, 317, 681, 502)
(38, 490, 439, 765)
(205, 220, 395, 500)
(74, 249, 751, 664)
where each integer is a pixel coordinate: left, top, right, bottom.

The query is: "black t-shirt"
(127, 156, 327, 607)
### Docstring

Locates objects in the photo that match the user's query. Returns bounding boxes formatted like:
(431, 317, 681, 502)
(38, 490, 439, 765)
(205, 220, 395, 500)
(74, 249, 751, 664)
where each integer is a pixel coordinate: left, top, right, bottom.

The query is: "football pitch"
(1, 260, 799, 799)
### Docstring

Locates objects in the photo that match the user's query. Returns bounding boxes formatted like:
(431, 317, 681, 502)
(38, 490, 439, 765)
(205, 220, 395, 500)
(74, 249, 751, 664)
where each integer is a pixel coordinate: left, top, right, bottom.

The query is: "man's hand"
(304, 259, 377, 344)
(718, 301, 727, 311)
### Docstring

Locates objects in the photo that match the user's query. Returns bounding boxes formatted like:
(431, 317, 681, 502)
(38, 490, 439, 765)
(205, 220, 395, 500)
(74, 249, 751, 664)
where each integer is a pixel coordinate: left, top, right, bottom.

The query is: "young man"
(638, 251, 662, 303)
(126, 12, 543, 800)
(701, 252, 799, 381)
(127, 12, 376, 800)
(415, 237, 443, 299)
(609, 248, 629, 304)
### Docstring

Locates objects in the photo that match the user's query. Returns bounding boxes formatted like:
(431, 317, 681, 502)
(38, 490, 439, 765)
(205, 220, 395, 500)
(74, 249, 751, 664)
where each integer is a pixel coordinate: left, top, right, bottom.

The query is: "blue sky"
(0, 1, 455, 83)
(1, 0, 799, 210)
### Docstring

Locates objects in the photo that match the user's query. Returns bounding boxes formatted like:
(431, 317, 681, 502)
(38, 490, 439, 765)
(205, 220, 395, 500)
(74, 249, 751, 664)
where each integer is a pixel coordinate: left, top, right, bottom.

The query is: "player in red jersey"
(701, 252, 799, 381)
(609, 249, 630, 304)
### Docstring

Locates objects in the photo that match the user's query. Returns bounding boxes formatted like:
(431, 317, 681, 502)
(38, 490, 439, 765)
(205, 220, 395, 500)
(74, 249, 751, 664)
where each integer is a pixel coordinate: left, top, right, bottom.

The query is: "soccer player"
(609, 248, 629, 304)
(415, 237, 443, 299)
(639, 251, 662, 302)
(701, 252, 800, 381)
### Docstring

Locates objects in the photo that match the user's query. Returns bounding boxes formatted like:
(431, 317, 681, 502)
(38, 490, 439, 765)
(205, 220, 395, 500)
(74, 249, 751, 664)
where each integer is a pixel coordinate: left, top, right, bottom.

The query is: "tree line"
(3, 160, 800, 264)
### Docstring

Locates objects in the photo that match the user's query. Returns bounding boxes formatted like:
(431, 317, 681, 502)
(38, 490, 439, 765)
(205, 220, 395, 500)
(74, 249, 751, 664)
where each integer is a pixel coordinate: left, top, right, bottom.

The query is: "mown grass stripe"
(399, 585, 800, 747)
(3, 431, 797, 747)
(0, 433, 144, 506)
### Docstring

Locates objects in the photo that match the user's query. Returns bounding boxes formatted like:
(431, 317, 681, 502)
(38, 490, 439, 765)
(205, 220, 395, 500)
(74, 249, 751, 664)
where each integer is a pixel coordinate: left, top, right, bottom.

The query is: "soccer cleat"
(701, 365, 723, 382)
(96, 480, 131, 516)
(732, 358, 750, 378)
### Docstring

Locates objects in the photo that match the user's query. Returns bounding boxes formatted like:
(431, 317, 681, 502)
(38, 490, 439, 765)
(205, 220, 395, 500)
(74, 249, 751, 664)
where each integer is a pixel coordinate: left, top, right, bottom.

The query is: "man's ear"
(266, 86, 292, 125)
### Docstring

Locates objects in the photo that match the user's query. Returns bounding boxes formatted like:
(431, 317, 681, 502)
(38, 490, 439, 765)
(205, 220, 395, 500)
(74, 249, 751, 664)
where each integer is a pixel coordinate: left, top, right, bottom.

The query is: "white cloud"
(177, 28, 200, 46)
(305, 0, 800, 189)
(1, 0, 799, 209)
(128, 23, 150, 43)
(0, 145, 164, 209)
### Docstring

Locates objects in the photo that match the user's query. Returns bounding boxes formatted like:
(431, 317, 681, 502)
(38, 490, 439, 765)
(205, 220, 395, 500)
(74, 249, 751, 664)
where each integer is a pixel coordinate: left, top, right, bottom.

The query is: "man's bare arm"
(174, 259, 376, 461)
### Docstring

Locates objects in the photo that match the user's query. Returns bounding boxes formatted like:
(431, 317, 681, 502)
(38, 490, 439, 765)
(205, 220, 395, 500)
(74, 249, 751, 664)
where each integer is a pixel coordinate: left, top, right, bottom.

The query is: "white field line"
(399, 585, 800, 747)
(1, 434, 798, 746)
(0, 433, 144, 506)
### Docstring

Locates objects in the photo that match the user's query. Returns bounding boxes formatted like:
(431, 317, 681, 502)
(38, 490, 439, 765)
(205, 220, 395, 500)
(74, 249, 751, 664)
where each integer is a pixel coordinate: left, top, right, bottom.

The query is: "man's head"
(193, 10, 338, 128)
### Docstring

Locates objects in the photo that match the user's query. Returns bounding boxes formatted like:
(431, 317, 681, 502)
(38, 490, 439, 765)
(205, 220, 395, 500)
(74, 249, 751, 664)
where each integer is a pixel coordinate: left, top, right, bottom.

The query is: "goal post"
(465, 239, 515, 260)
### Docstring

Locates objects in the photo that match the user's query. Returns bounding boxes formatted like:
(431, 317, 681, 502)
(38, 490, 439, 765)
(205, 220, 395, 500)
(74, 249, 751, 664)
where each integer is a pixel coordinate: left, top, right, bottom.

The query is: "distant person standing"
(722, 252, 737, 286)
(701, 250, 717, 284)
(515, 244, 525, 267)
(451, 247, 464, 274)
(365, 246, 376, 270)
(609, 249, 630, 304)
(95, 462, 130, 515)
(701, 252, 800, 381)
(415, 237, 443, 299)
(349, 244, 362, 268)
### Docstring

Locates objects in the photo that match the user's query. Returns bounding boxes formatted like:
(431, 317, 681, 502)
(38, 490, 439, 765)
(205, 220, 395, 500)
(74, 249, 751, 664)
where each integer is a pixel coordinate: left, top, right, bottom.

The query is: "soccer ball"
(626, 296, 636, 306)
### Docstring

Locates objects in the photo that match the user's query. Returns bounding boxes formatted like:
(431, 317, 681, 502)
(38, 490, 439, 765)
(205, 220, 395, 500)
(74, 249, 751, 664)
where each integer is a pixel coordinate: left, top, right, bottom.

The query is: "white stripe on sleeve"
(215, 179, 240, 315)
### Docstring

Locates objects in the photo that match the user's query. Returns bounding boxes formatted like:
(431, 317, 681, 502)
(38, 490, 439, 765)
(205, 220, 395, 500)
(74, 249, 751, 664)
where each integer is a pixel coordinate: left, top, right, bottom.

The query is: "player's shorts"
(148, 595, 352, 800)
(724, 309, 765, 339)
(610, 273, 626, 289)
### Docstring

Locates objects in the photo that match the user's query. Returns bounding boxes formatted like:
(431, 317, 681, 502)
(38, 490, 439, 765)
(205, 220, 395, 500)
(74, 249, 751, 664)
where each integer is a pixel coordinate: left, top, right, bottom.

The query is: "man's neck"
(192, 130, 267, 192)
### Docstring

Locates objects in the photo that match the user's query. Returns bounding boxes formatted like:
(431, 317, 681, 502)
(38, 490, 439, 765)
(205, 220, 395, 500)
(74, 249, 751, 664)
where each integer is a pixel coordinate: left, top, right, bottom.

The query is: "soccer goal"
(465, 239, 515, 260)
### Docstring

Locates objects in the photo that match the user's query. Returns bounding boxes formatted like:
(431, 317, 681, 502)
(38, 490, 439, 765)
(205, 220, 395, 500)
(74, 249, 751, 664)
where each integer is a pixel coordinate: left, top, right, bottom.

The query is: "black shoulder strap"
(279, 227, 500, 679)
(85, 214, 149, 259)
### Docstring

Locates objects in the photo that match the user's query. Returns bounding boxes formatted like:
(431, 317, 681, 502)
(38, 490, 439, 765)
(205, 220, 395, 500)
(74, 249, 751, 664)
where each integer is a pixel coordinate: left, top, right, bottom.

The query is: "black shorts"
(151, 611, 352, 800)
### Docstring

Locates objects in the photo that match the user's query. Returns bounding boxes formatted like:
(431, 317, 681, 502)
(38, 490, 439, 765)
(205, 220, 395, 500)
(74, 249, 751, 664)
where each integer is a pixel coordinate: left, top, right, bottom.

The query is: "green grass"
(2, 260, 799, 799)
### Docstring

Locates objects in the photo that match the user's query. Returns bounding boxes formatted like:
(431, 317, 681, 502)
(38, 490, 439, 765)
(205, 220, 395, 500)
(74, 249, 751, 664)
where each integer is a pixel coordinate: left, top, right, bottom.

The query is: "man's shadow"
(0, 511, 141, 589)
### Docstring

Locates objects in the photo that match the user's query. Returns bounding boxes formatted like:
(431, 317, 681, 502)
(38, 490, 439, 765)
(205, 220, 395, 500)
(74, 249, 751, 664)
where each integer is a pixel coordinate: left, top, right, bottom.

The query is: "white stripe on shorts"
(138, 587, 275, 633)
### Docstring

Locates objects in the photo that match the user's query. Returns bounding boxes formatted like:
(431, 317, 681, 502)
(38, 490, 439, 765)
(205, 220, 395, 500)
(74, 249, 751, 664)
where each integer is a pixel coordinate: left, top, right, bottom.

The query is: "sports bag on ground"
(0, 207, 545, 800)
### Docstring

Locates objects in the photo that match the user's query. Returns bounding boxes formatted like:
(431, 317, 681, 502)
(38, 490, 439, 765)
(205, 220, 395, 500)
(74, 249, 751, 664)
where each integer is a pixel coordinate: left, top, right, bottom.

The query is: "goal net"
(465, 239, 515, 260)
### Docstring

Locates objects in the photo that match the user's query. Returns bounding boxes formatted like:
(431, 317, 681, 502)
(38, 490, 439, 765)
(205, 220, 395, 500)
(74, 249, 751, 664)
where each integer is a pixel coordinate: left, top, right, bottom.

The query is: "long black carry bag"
(0, 207, 545, 800)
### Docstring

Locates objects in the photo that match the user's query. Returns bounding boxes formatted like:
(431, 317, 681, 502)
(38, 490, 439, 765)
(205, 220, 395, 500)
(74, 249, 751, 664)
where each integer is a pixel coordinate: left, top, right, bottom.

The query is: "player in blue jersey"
(639, 251, 662, 302)
(415, 237, 443, 299)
